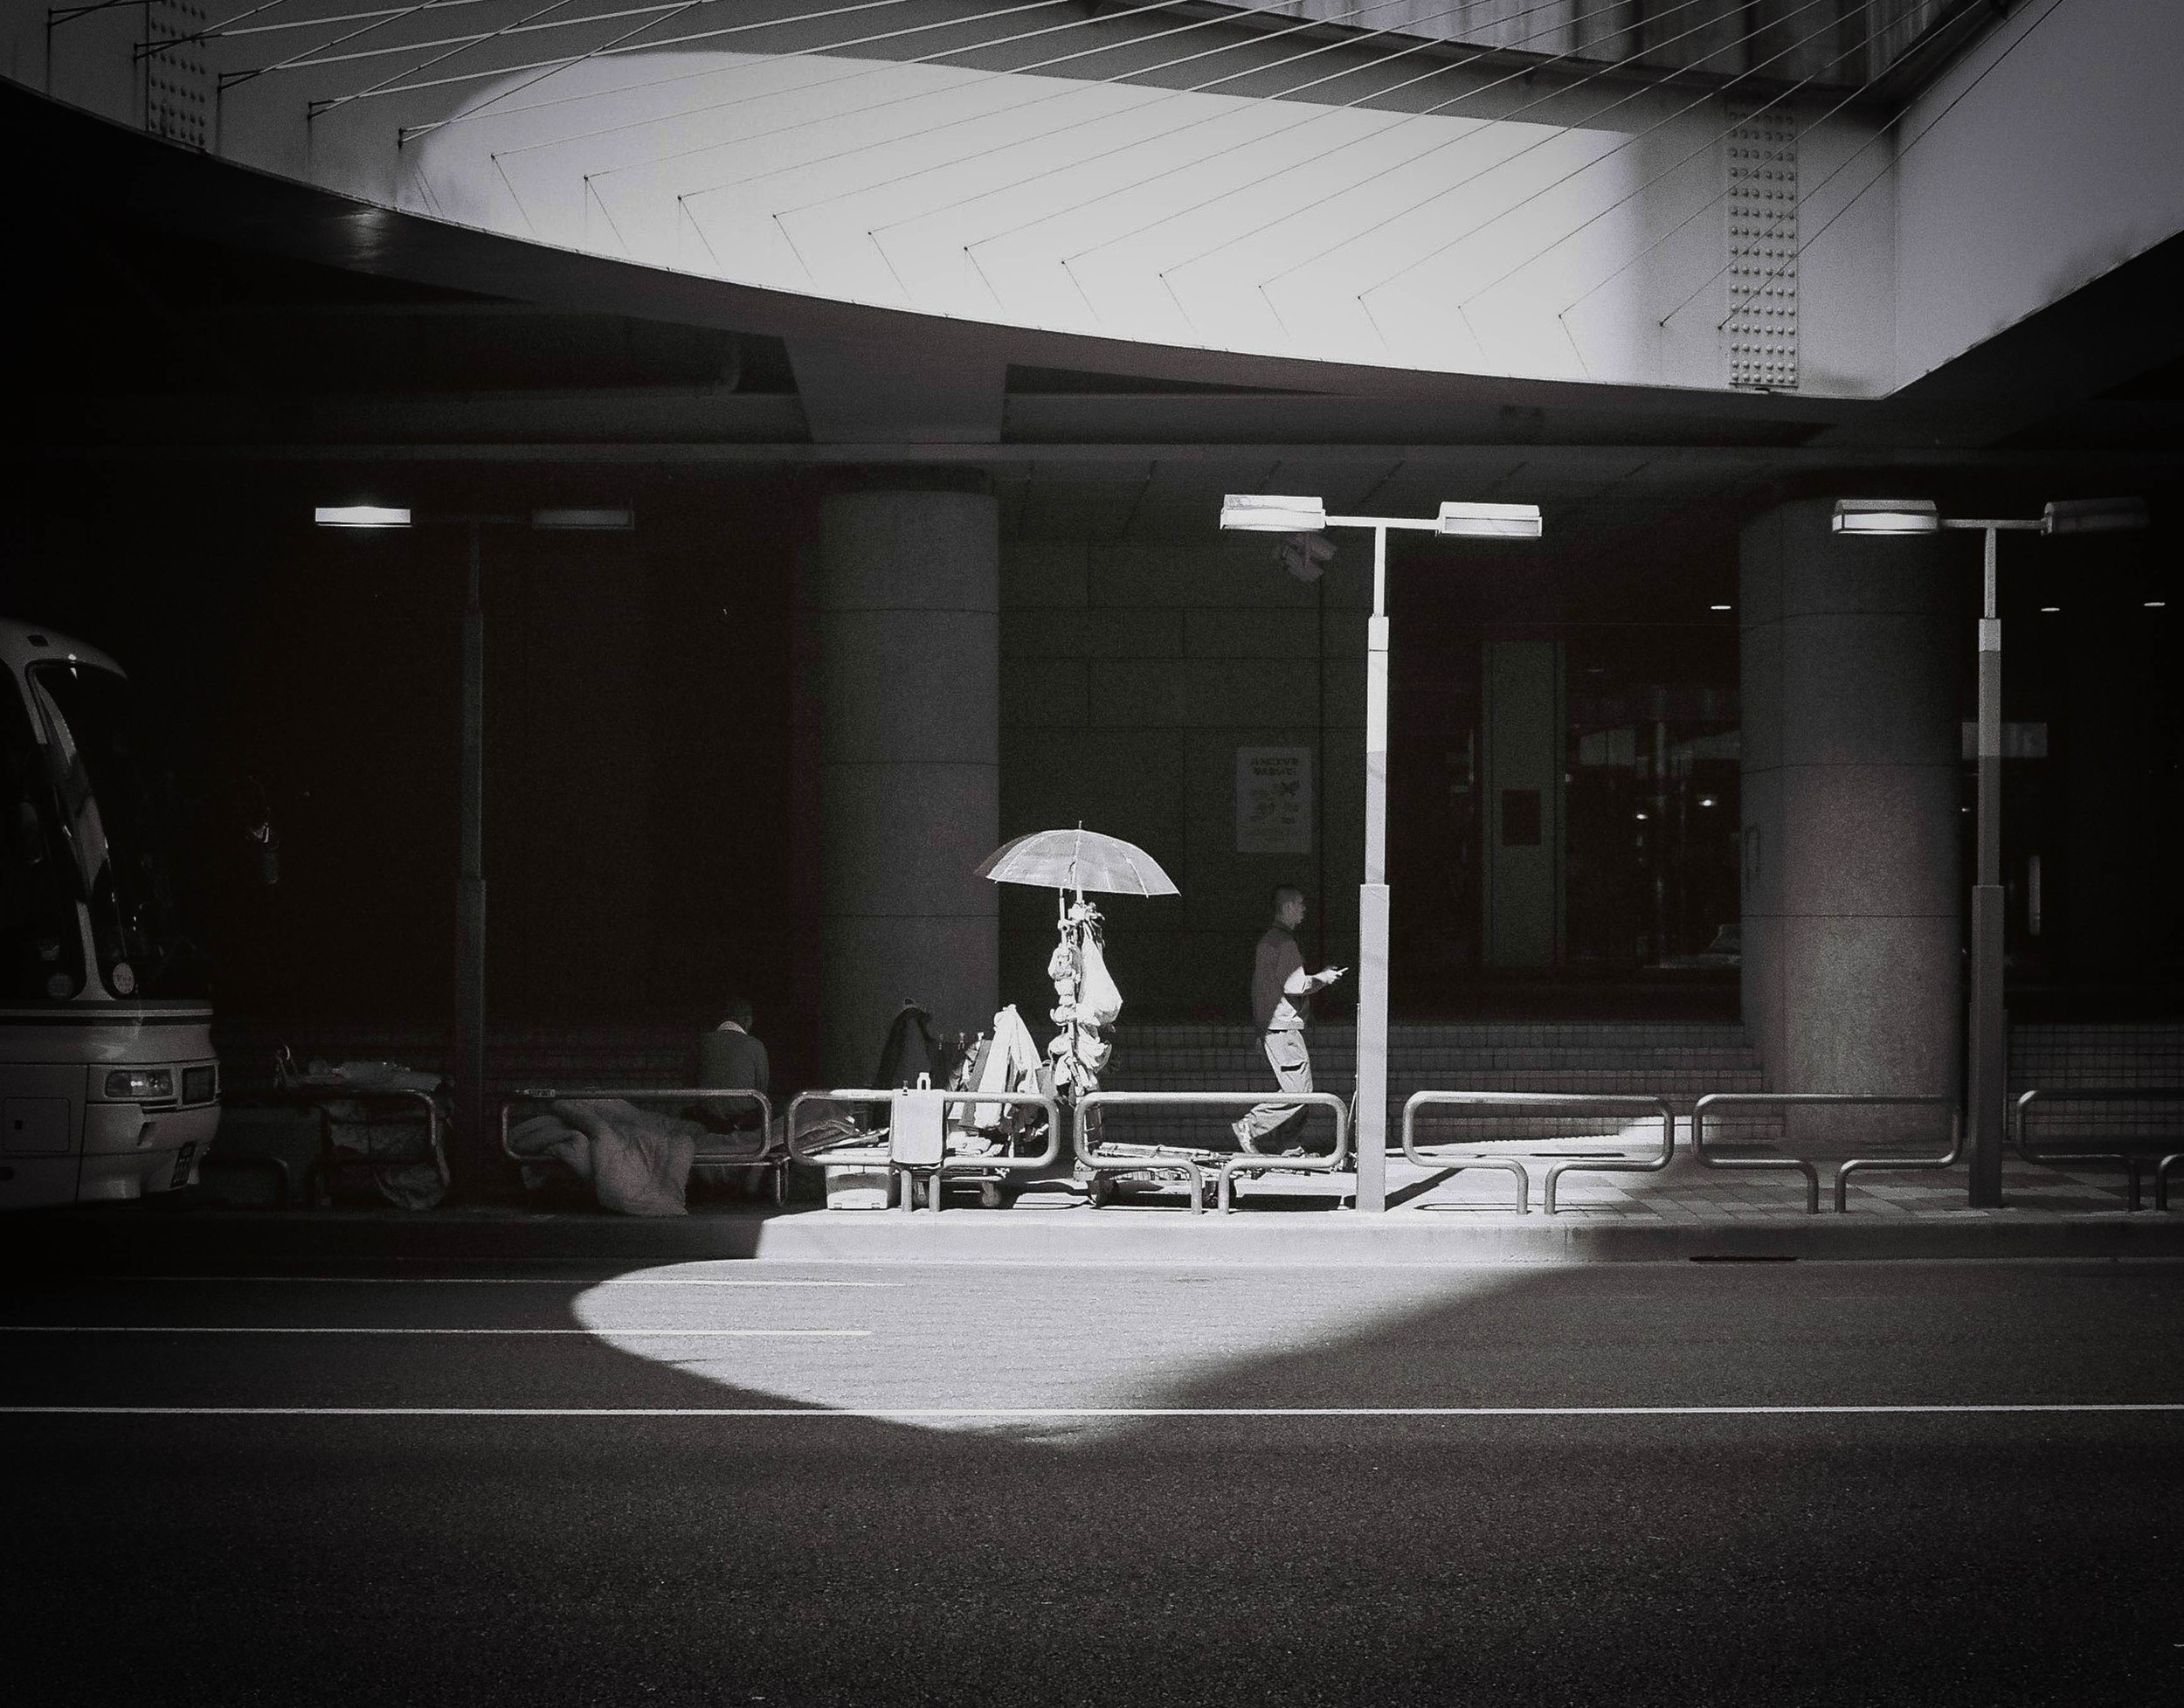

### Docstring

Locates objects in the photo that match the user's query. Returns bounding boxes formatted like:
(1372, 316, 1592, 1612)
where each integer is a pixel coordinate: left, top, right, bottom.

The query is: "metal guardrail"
(501, 1087, 782, 1203)
(1073, 1090, 1349, 1214)
(1400, 1092, 1672, 1214)
(2015, 1088, 2184, 1212)
(225, 1086, 447, 1201)
(1694, 1094, 1960, 1214)
(784, 1088, 1061, 1212)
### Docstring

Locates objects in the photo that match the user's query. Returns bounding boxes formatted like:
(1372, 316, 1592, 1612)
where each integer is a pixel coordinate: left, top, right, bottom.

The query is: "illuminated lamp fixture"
(1437, 501, 1542, 539)
(314, 505, 411, 529)
(1830, 499, 1939, 536)
(1220, 494, 1328, 533)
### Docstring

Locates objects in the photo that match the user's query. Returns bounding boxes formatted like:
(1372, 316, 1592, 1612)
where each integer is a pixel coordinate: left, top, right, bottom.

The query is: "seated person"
(691, 996, 769, 1131)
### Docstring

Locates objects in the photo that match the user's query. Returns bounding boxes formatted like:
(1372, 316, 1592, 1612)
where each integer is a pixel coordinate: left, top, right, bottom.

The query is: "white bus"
(2, 619, 219, 1208)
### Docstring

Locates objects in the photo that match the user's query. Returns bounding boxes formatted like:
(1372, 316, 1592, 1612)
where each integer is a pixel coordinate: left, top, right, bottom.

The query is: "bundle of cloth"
(276, 1055, 451, 1212)
(507, 1097, 706, 1217)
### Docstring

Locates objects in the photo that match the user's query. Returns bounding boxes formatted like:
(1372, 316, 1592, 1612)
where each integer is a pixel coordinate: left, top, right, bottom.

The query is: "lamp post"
(315, 502, 636, 1191)
(1220, 494, 1544, 1212)
(1832, 495, 2147, 1207)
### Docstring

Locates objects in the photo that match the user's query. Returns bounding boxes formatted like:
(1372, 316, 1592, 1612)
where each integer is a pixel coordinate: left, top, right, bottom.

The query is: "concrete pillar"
(1740, 499, 1960, 1109)
(818, 489, 999, 1086)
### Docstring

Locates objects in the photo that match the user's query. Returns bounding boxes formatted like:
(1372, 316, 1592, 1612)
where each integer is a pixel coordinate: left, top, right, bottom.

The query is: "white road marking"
(0, 1326, 869, 1338)
(77, 1276, 888, 1288)
(0, 1404, 2177, 1418)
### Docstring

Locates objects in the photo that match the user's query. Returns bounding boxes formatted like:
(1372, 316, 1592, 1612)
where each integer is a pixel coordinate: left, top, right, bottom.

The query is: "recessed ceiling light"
(2040, 606, 2061, 613)
(1710, 604, 1732, 612)
(2147, 601, 2167, 609)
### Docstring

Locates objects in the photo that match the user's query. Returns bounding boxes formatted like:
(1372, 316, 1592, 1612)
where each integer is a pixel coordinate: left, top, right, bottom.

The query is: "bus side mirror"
(249, 820, 280, 886)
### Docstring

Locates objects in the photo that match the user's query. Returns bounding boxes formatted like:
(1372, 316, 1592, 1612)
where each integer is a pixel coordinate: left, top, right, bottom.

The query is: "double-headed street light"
(1221, 494, 1545, 1212)
(1833, 494, 2148, 1207)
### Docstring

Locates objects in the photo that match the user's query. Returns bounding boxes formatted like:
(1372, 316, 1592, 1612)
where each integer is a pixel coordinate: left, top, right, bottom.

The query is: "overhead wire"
(1249, 0, 1820, 301)
(360, 0, 720, 121)
(338, 0, 1073, 114)
(397, 0, 1092, 138)
(229, 0, 506, 86)
(280, 2, 700, 71)
(402, 0, 978, 139)
(1704, 0, 2070, 335)
(397, 0, 982, 136)
(202, 0, 500, 43)
(312, 0, 599, 114)
(143, 0, 319, 57)
(569, 0, 1319, 186)
(1060, 0, 1736, 307)
(1067, 0, 1711, 284)
(800, 0, 1563, 232)
(1548, 0, 1886, 328)
(1432, 0, 1863, 313)
(903, 0, 1661, 262)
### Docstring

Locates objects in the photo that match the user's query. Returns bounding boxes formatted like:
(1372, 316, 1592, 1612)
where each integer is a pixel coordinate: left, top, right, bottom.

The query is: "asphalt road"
(4, 1255, 2182, 1707)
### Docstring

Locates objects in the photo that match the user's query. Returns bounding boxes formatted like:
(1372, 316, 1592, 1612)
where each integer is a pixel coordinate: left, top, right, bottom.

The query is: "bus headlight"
(104, 1068, 173, 1100)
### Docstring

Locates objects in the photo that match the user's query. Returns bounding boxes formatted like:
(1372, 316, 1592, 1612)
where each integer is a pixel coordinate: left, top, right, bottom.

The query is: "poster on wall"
(1235, 747, 1314, 854)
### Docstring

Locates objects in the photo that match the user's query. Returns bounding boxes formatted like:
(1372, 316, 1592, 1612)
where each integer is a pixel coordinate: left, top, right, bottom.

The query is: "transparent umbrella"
(973, 827, 1179, 898)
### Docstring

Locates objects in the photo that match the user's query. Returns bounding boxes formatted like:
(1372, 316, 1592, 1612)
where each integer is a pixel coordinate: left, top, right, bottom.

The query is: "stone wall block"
(819, 764, 1000, 919)
(821, 490, 1000, 612)
(1773, 763, 1962, 918)
(1779, 612, 1958, 768)
(819, 608, 999, 764)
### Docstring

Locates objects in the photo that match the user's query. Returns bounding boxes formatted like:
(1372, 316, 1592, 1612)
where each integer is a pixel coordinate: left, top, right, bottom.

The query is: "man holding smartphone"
(1234, 885, 1346, 1154)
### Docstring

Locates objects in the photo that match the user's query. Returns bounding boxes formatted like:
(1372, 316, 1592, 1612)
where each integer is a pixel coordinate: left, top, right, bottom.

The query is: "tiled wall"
(998, 539, 1371, 1022)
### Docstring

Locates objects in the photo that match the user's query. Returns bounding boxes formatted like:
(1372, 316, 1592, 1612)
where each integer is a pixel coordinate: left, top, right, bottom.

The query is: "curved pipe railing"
(1394, 1093, 1674, 1214)
(2015, 1087, 2184, 1211)
(1400, 1092, 1533, 1213)
(1073, 1089, 1349, 1214)
(1695, 1093, 1959, 1214)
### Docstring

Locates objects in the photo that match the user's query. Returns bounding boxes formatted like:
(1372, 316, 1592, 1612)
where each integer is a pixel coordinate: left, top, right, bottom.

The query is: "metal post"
(1355, 524, 1391, 1213)
(1968, 524, 2005, 1207)
(455, 522, 488, 1196)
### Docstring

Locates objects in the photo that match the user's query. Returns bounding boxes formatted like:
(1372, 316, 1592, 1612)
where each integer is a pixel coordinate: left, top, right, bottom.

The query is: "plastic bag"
(1078, 930, 1123, 1027)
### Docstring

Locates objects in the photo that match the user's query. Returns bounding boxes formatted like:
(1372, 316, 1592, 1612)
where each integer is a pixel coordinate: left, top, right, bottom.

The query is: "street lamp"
(315, 501, 636, 1189)
(1832, 494, 2148, 1207)
(1221, 494, 1545, 1212)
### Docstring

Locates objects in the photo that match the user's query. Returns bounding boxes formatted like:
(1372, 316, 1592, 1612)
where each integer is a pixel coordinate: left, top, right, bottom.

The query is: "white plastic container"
(825, 1165, 892, 1210)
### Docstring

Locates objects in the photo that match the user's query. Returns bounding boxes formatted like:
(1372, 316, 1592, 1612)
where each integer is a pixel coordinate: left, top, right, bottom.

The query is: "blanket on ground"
(507, 1097, 702, 1217)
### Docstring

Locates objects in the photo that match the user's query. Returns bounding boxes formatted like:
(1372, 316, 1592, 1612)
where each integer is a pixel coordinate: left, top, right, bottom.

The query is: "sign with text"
(1235, 747, 1313, 854)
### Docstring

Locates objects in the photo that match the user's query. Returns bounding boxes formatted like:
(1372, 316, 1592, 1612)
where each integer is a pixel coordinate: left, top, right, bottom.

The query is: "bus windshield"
(25, 660, 207, 1000)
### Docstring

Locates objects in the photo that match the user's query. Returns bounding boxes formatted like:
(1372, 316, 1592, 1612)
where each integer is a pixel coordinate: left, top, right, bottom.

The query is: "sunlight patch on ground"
(573, 1261, 1524, 1443)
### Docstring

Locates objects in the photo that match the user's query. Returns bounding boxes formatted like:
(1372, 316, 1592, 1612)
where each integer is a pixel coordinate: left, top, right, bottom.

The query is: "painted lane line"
(0, 1326, 870, 1337)
(72, 1276, 888, 1288)
(1, 1404, 2179, 1419)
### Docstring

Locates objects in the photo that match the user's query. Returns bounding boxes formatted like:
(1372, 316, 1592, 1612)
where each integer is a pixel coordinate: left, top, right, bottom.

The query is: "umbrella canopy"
(975, 828, 1179, 897)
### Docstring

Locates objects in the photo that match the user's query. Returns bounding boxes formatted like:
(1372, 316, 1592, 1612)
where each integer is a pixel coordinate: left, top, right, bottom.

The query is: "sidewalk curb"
(10, 1206, 2184, 1268)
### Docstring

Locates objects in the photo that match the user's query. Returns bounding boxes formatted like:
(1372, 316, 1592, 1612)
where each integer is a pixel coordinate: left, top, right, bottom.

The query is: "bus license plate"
(169, 1143, 197, 1189)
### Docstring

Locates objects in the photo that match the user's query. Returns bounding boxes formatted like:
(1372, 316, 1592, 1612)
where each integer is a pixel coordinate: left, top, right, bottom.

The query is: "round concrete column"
(1739, 498, 1960, 1108)
(818, 489, 999, 1085)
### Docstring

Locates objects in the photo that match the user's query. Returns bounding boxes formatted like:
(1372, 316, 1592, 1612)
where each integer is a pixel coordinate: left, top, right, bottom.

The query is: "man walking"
(1234, 886, 1345, 1153)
